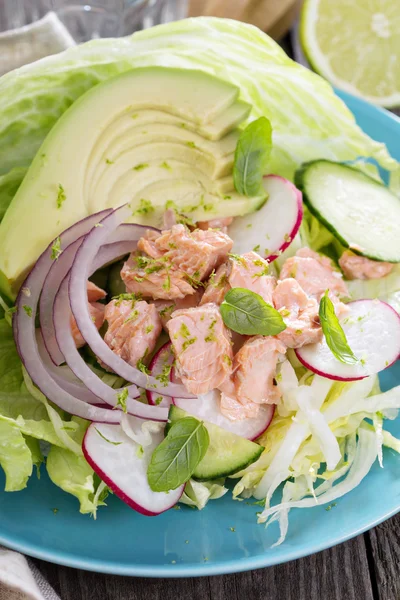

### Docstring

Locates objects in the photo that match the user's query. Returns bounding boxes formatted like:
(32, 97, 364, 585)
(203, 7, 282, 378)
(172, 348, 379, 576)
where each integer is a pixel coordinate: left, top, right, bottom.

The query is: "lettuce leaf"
(0, 319, 86, 489)
(0, 421, 33, 491)
(346, 265, 400, 314)
(0, 319, 49, 422)
(25, 436, 44, 476)
(0, 17, 397, 219)
(0, 167, 26, 221)
(46, 417, 105, 516)
(180, 479, 228, 510)
(0, 319, 81, 447)
(0, 319, 102, 512)
(22, 367, 82, 454)
(299, 206, 335, 252)
(0, 411, 78, 448)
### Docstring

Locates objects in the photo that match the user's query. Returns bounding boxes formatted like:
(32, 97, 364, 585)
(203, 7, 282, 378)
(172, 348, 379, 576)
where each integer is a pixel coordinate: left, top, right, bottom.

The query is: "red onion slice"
(54, 277, 169, 421)
(90, 241, 137, 274)
(106, 223, 159, 245)
(41, 224, 151, 365)
(14, 212, 121, 423)
(40, 238, 84, 365)
(40, 221, 168, 418)
(146, 342, 174, 408)
(36, 331, 106, 405)
(69, 205, 194, 399)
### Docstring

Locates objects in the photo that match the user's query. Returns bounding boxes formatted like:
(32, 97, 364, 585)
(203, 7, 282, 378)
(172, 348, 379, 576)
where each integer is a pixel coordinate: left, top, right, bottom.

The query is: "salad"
(0, 17, 399, 547)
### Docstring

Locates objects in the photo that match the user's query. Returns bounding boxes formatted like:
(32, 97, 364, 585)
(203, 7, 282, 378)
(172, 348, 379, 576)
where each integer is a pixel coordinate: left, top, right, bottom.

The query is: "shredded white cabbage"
(254, 375, 333, 501)
(258, 426, 377, 546)
(234, 364, 400, 547)
(373, 413, 384, 468)
(120, 413, 164, 447)
(276, 360, 299, 416)
(296, 386, 341, 471)
(180, 479, 228, 510)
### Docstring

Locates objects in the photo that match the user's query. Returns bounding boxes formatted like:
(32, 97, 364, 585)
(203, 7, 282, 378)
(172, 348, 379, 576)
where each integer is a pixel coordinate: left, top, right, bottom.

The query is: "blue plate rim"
(0, 503, 398, 577)
(336, 88, 400, 126)
(0, 90, 399, 578)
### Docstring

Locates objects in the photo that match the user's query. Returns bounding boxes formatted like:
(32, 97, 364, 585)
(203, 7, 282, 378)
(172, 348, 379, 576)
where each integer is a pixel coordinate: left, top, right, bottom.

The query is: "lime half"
(300, 0, 400, 108)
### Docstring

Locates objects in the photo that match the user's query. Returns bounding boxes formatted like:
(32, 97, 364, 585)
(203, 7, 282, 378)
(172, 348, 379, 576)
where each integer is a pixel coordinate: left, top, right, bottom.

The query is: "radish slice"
(68, 205, 193, 399)
(228, 175, 303, 262)
(147, 342, 174, 408)
(83, 422, 184, 516)
(296, 299, 400, 381)
(173, 389, 274, 441)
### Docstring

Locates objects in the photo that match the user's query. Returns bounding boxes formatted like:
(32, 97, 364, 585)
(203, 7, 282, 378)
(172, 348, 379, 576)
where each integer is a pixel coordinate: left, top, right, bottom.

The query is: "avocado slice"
(85, 106, 252, 189)
(95, 161, 236, 204)
(200, 100, 251, 140)
(0, 67, 264, 298)
(168, 405, 263, 480)
(128, 183, 265, 228)
(88, 143, 235, 203)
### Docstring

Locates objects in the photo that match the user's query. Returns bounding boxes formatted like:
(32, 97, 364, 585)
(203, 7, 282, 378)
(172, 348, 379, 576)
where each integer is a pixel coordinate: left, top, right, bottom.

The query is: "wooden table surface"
(33, 513, 400, 599)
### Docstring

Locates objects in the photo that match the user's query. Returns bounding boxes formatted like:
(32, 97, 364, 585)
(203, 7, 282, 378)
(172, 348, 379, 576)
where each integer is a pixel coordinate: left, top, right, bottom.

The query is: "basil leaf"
(233, 116, 272, 197)
(319, 291, 358, 364)
(220, 288, 286, 336)
(147, 417, 209, 492)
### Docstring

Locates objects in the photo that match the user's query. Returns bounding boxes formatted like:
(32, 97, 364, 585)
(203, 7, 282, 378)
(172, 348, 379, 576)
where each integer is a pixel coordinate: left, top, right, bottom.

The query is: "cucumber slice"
(295, 160, 400, 262)
(168, 405, 263, 481)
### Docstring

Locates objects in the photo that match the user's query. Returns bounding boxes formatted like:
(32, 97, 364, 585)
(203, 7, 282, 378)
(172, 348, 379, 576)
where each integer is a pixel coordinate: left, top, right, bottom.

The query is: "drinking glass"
(0, 0, 189, 41)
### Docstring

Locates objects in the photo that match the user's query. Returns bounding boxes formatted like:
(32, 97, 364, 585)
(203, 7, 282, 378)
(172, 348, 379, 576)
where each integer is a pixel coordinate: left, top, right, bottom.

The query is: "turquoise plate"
(0, 90, 399, 577)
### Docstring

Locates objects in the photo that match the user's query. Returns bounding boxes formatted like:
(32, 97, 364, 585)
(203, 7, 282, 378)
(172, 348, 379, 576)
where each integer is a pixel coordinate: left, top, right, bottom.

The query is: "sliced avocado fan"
(0, 67, 265, 298)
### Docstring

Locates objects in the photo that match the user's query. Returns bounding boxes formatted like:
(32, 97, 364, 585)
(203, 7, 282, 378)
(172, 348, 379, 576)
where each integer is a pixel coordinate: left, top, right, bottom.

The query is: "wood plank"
(368, 514, 400, 600)
(189, 0, 300, 39)
(225, 535, 374, 600)
(34, 533, 373, 600)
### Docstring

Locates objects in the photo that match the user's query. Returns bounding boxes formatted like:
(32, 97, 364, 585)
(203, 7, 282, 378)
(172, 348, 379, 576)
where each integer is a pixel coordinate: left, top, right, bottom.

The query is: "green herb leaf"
(220, 288, 286, 336)
(136, 356, 151, 375)
(115, 388, 128, 413)
(0, 297, 16, 326)
(233, 116, 272, 197)
(50, 236, 62, 260)
(22, 305, 32, 317)
(155, 362, 172, 386)
(133, 198, 154, 216)
(147, 417, 209, 492)
(112, 292, 141, 307)
(159, 304, 175, 318)
(94, 427, 123, 446)
(319, 291, 359, 364)
(56, 183, 66, 209)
